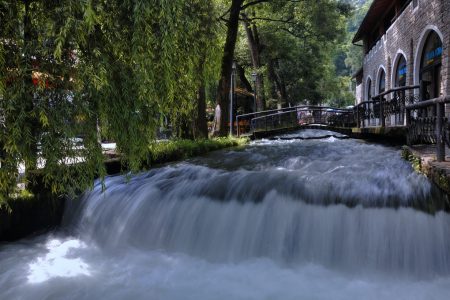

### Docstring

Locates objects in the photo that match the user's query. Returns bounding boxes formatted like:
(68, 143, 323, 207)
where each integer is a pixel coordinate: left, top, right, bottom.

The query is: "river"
(1, 129, 449, 299)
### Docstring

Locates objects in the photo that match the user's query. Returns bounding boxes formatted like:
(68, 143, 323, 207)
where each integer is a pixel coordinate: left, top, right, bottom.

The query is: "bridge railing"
(235, 106, 298, 136)
(236, 105, 354, 136)
(354, 85, 420, 128)
(406, 95, 450, 161)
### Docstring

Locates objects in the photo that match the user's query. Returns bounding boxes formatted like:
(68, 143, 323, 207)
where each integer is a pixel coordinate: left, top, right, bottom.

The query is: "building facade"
(353, 0, 449, 104)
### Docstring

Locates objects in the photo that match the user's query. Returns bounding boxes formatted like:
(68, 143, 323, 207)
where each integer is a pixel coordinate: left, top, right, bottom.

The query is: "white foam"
(1, 129, 450, 299)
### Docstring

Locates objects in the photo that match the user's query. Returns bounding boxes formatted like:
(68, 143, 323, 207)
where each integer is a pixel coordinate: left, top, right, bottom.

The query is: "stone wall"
(0, 194, 65, 242)
(359, 0, 449, 103)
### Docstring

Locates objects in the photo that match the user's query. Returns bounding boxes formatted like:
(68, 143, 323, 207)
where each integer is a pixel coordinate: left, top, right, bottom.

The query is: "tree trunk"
(236, 63, 253, 92)
(267, 60, 281, 107)
(276, 60, 288, 107)
(174, 115, 194, 140)
(268, 59, 289, 107)
(243, 16, 265, 111)
(195, 83, 208, 139)
(191, 51, 208, 139)
(280, 77, 288, 107)
(216, 0, 244, 136)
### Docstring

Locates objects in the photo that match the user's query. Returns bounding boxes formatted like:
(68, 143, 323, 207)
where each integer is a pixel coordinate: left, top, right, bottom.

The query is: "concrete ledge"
(402, 145, 450, 202)
(351, 126, 407, 144)
(0, 193, 65, 242)
(352, 126, 407, 135)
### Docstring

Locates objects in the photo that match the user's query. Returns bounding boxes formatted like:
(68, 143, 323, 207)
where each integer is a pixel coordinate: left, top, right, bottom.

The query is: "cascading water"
(1, 129, 450, 300)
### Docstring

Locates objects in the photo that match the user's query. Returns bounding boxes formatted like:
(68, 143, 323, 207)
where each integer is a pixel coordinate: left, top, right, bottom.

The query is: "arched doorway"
(393, 55, 407, 125)
(378, 68, 386, 94)
(374, 68, 386, 124)
(365, 77, 374, 126)
(420, 31, 442, 100)
(395, 55, 407, 87)
(366, 77, 372, 100)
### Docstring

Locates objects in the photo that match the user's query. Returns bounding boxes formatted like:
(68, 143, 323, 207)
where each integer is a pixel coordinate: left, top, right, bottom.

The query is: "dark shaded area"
(0, 182, 65, 242)
(0, 140, 243, 242)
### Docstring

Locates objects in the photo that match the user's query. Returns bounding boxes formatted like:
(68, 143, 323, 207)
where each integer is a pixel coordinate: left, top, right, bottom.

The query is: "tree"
(242, 12, 266, 111)
(232, 0, 351, 109)
(324, 0, 371, 107)
(215, 0, 244, 136)
(344, 0, 371, 74)
(0, 0, 220, 199)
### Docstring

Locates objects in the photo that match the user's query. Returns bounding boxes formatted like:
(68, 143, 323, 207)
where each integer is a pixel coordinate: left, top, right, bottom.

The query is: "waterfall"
(2, 130, 450, 300)
(66, 163, 450, 277)
(63, 130, 449, 277)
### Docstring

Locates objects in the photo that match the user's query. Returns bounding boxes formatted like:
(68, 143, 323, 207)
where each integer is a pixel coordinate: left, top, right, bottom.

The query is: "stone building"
(353, 0, 449, 104)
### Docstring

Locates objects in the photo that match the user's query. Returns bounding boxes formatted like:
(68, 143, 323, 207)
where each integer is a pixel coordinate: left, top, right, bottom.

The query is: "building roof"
(352, 0, 411, 43)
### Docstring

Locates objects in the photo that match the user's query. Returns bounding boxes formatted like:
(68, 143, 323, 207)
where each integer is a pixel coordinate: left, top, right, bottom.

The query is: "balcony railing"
(406, 95, 450, 161)
(354, 85, 420, 128)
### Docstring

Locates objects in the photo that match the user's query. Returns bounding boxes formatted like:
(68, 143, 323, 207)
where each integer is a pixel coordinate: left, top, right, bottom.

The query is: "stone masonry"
(358, 0, 449, 103)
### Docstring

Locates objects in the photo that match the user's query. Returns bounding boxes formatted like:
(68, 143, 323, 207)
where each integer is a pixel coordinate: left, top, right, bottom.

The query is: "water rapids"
(1, 129, 450, 300)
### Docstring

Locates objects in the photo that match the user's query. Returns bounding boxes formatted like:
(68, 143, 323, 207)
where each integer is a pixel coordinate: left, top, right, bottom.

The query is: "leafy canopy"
(0, 0, 219, 199)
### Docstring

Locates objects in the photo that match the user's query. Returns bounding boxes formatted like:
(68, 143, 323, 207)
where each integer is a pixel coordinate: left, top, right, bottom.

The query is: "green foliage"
(0, 0, 372, 199)
(401, 147, 422, 173)
(342, 0, 372, 74)
(234, 0, 351, 106)
(322, 76, 356, 108)
(325, 0, 372, 106)
(148, 137, 247, 165)
(0, 0, 220, 198)
(7, 188, 34, 200)
(0, 188, 34, 214)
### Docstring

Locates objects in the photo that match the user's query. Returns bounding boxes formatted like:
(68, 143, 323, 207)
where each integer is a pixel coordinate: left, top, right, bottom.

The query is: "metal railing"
(235, 106, 298, 136)
(236, 105, 354, 136)
(356, 84, 450, 162)
(354, 85, 420, 128)
(406, 95, 450, 161)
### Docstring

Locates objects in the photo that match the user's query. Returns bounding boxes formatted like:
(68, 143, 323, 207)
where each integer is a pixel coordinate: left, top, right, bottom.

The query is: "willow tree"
(0, 0, 218, 200)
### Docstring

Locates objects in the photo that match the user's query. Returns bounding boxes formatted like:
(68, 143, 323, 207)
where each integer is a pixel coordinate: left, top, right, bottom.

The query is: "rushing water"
(1, 129, 450, 300)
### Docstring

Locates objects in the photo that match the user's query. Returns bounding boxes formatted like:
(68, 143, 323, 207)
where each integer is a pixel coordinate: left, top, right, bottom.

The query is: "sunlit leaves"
(234, 0, 350, 105)
(0, 0, 219, 198)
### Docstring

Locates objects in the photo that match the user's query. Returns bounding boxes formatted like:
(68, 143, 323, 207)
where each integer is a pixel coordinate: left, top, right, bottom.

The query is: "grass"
(0, 137, 248, 209)
(401, 147, 422, 173)
(0, 190, 35, 213)
(148, 136, 248, 166)
(0, 136, 248, 240)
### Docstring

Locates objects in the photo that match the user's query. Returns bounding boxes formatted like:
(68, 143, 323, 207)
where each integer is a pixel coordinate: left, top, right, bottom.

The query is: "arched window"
(366, 78, 372, 100)
(378, 69, 386, 94)
(395, 55, 407, 87)
(420, 31, 442, 100)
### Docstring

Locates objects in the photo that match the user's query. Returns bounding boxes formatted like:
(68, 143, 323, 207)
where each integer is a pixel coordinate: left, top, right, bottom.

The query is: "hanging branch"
(240, 0, 270, 11)
(239, 16, 296, 25)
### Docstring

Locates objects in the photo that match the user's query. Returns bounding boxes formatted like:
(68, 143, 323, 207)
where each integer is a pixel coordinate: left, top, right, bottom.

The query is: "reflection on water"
(1, 130, 450, 300)
(27, 239, 91, 284)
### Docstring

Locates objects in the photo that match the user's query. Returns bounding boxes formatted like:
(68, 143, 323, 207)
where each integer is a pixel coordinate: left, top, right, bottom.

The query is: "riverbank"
(0, 190, 65, 242)
(148, 137, 247, 165)
(402, 145, 450, 197)
(0, 137, 248, 242)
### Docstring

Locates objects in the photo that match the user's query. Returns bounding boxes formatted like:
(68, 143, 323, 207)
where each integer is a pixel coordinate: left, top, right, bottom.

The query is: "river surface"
(1, 129, 450, 300)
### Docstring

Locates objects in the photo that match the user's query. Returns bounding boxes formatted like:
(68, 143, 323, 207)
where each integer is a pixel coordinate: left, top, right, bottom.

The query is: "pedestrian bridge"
(236, 105, 354, 138)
